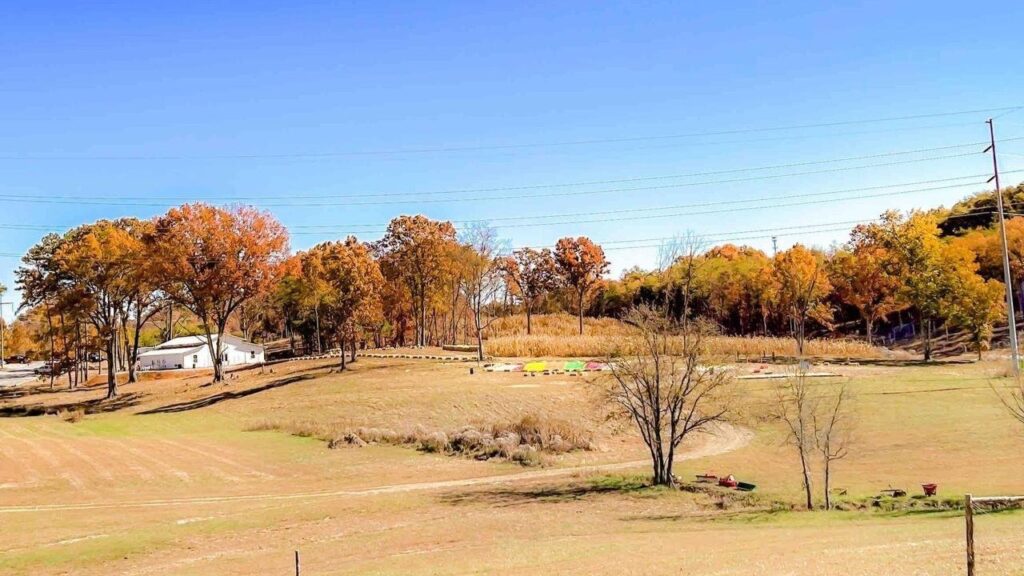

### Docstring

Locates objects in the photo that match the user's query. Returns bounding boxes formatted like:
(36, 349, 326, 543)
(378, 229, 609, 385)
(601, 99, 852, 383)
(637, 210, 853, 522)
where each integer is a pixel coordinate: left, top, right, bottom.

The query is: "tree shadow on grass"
(138, 373, 314, 414)
(440, 475, 653, 508)
(0, 392, 143, 417)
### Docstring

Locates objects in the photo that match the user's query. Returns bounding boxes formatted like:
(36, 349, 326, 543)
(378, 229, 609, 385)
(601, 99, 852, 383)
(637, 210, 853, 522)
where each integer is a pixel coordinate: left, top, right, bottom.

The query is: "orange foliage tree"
(773, 244, 833, 356)
(150, 204, 289, 382)
(500, 247, 558, 335)
(828, 236, 902, 344)
(54, 220, 146, 398)
(554, 237, 610, 335)
(374, 215, 457, 347)
(303, 237, 383, 369)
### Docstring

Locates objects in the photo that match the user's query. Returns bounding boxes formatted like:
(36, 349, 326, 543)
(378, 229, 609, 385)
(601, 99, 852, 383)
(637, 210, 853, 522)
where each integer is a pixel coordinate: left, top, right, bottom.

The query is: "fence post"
(965, 494, 974, 576)
(295, 550, 300, 576)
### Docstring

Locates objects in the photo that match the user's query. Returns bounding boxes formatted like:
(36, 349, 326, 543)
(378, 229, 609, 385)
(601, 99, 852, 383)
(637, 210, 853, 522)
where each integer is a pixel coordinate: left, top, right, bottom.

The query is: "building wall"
(140, 341, 264, 371)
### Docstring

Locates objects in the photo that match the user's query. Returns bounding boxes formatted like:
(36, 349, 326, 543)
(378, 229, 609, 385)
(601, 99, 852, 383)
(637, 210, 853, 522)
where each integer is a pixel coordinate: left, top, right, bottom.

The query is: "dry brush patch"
(246, 413, 595, 466)
(485, 333, 882, 359)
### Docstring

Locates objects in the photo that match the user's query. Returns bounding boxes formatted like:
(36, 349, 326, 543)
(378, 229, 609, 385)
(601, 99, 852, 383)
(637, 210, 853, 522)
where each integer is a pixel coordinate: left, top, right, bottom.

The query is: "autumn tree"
(942, 245, 1005, 360)
(957, 217, 1024, 309)
(699, 244, 773, 334)
(773, 244, 832, 356)
(113, 218, 163, 384)
(606, 306, 733, 486)
(150, 204, 289, 383)
(458, 223, 505, 361)
(500, 247, 557, 335)
(862, 211, 963, 361)
(554, 236, 609, 335)
(53, 220, 145, 398)
(828, 238, 902, 344)
(374, 215, 457, 347)
(305, 237, 383, 369)
(16, 234, 68, 387)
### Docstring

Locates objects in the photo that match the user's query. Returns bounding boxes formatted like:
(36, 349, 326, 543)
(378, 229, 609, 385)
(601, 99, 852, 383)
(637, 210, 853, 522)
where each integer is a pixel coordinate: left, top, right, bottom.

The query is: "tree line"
(7, 183, 1023, 396)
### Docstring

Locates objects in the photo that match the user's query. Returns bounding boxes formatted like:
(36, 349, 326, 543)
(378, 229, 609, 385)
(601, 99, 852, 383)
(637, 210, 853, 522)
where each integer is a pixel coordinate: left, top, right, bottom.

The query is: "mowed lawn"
(1, 354, 1024, 575)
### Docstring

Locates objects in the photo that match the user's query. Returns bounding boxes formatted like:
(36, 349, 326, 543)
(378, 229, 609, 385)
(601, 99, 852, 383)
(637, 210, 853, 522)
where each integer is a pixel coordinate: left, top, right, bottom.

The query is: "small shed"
(138, 334, 265, 371)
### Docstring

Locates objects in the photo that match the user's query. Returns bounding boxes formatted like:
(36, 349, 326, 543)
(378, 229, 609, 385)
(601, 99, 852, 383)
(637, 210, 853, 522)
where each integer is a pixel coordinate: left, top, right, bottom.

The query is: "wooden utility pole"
(965, 494, 975, 576)
(986, 118, 1020, 375)
(0, 285, 11, 369)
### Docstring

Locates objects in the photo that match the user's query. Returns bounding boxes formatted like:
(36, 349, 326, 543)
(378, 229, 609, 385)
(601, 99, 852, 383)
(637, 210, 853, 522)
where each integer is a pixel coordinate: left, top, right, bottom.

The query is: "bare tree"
(815, 383, 852, 510)
(459, 223, 507, 361)
(773, 367, 818, 510)
(606, 305, 733, 487)
(994, 375, 1024, 430)
(658, 231, 707, 328)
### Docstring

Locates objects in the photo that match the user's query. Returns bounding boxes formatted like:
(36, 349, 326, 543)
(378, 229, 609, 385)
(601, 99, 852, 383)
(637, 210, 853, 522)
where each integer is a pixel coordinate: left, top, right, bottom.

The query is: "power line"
(286, 179, 997, 234)
(0, 150, 1002, 208)
(0, 106, 1017, 161)
(0, 175, 1006, 237)
(0, 140, 1000, 203)
(293, 174, 997, 229)
(0, 208, 1019, 261)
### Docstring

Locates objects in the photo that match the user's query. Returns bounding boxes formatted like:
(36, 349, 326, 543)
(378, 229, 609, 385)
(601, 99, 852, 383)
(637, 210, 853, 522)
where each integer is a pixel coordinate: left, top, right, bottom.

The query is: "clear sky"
(2, 1, 1023, 318)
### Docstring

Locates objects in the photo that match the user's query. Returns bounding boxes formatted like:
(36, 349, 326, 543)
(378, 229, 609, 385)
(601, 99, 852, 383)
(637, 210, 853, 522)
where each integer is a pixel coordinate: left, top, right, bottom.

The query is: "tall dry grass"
(486, 334, 880, 358)
(247, 413, 593, 467)
(486, 313, 630, 337)
(484, 314, 882, 359)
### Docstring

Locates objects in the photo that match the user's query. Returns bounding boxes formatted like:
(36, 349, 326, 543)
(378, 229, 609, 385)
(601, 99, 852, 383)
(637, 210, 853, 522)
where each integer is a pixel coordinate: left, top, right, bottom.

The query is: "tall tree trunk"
(577, 290, 584, 336)
(799, 448, 814, 510)
(823, 459, 832, 510)
(350, 329, 357, 364)
(45, 305, 55, 390)
(105, 336, 117, 399)
(203, 321, 224, 383)
(525, 303, 533, 335)
(127, 307, 143, 384)
(864, 316, 874, 345)
(314, 304, 322, 354)
(474, 305, 485, 362)
(339, 328, 347, 370)
(922, 317, 932, 362)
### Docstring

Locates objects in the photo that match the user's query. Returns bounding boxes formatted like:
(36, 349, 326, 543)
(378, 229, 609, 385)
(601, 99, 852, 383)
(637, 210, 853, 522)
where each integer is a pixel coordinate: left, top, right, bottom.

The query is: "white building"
(137, 334, 265, 371)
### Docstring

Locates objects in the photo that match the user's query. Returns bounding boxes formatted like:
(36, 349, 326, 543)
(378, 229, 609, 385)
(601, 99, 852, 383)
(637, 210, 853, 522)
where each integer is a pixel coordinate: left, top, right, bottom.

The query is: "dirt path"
(0, 424, 751, 514)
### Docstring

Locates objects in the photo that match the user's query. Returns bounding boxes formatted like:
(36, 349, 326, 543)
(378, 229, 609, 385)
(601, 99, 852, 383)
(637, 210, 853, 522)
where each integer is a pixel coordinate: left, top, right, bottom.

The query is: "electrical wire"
(0, 150, 999, 209)
(0, 106, 1017, 160)
(0, 140, 1001, 203)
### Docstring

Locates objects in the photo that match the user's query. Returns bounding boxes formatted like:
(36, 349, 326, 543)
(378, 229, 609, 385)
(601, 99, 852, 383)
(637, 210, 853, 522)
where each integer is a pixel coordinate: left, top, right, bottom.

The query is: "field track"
(0, 424, 751, 514)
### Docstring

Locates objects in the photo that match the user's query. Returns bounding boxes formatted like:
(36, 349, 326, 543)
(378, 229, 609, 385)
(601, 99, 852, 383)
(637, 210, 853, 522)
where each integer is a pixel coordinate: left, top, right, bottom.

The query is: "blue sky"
(2, 1, 1023, 317)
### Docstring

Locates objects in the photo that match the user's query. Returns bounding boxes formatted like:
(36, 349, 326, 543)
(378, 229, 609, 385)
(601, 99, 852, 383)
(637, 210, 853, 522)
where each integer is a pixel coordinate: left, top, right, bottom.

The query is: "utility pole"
(986, 118, 1020, 375)
(771, 235, 778, 257)
(0, 285, 13, 370)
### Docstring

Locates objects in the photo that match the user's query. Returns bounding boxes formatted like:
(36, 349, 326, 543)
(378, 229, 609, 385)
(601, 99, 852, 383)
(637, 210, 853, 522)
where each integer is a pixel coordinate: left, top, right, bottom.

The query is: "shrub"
(57, 407, 85, 423)
(249, 413, 593, 466)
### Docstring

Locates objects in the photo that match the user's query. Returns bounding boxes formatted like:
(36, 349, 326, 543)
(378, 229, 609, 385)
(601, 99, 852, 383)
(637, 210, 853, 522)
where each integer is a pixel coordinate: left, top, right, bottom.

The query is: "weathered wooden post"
(965, 494, 974, 576)
(295, 550, 300, 576)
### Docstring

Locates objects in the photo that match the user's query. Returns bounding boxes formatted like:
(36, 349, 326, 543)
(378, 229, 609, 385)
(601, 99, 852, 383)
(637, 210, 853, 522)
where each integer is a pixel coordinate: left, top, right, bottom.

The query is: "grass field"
(2, 351, 1024, 575)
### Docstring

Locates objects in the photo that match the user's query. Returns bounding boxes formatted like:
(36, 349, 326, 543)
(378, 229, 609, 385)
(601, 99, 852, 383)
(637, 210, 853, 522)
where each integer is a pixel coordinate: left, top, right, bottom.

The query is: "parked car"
(34, 363, 55, 376)
(4, 355, 27, 364)
(87, 352, 102, 363)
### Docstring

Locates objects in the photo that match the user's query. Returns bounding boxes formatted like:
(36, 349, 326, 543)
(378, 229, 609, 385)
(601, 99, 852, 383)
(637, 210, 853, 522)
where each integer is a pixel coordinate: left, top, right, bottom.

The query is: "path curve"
(0, 424, 752, 514)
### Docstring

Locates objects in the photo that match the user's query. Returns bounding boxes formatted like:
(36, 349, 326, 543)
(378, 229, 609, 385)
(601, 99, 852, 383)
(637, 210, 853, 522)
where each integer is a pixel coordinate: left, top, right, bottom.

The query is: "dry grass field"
(484, 313, 883, 358)
(2, 350, 1024, 575)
